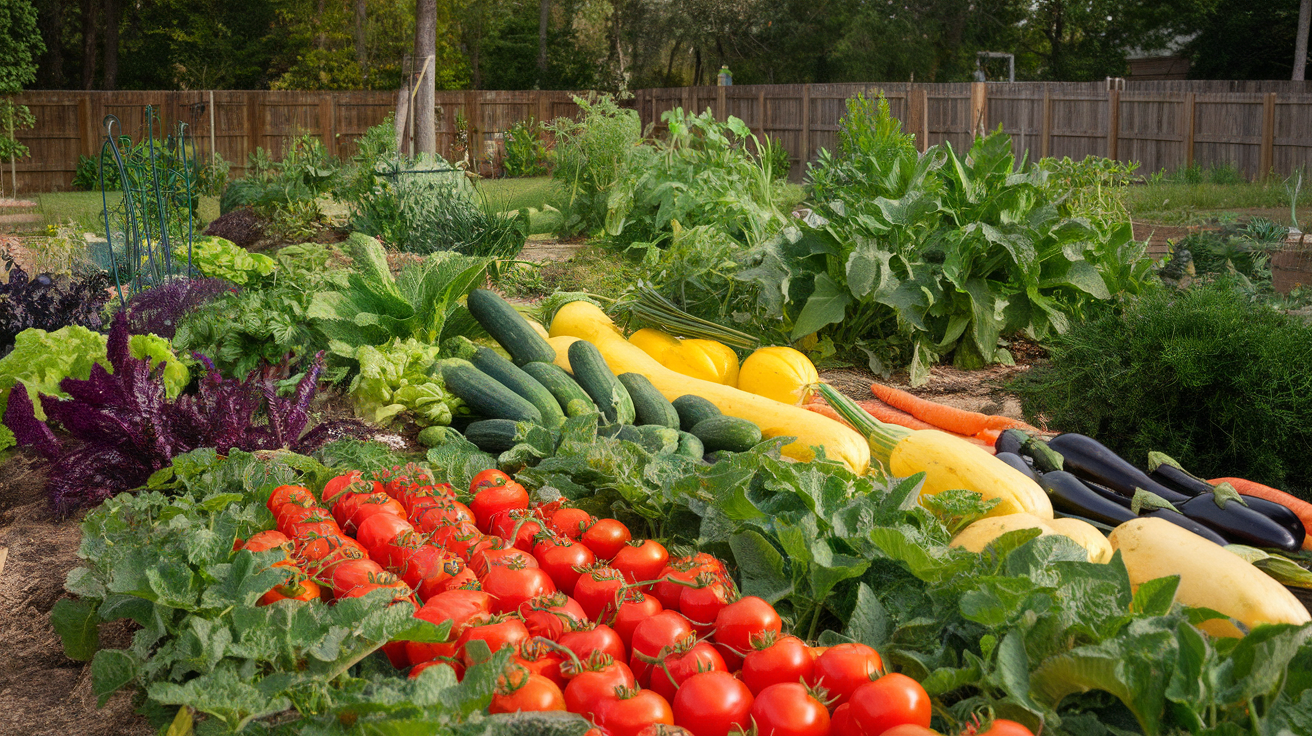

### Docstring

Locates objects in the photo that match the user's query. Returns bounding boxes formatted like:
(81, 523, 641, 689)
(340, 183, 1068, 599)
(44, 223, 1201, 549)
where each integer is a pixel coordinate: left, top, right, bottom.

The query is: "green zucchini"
(567, 340, 635, 425)
(522, 362, 598, 418)
(441, 359, 543, 424)
(467, 288, 555, 366)
(472, 348, 564, 428)
(614, 425, 644, 444)
(690, 415, 763, 453)
(672, 395, 721, 432)
(675, 431, 704, 459)
(635, 424, 680, 454)
(464, 419, 521, 453)
(618, 372, 679, 428)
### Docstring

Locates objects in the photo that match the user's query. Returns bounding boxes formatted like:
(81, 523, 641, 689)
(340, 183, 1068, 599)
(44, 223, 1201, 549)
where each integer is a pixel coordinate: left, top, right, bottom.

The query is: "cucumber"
(690, 415, 763, 453)
(471, 348, 564, 427)
(464, 419, 521, 453)
(467, 288, 556, 366)
(636, 425, 681, 454)
(523, 362, 598, 418)
(441, 359, 543, 424)
(567, 340, 635, 424)
(617, 372, 679, 428)
(598, 424, 623, 439)
(614, 425, 644, 444)
(672, 395, 721, 432)
(675, 431, 704, 459)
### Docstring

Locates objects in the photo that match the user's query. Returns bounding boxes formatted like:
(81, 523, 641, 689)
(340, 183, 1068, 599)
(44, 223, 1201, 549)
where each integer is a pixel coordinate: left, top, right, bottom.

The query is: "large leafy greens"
(344, 338, 462, 427)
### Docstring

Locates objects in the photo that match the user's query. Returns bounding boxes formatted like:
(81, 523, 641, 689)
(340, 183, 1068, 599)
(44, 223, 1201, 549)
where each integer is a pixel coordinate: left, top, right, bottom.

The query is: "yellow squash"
(1110, 517, 1311, 637)
(629, 328, 682, 361)
(664, 338, 739, 386)
(738, 346, 819, 405)
(1046, 518, 1114, 563)
(526, 317, 551, 342)
(549, 301, 870, 474)
(889, 430, 1053, 519)
(951, 513, 1109, 563)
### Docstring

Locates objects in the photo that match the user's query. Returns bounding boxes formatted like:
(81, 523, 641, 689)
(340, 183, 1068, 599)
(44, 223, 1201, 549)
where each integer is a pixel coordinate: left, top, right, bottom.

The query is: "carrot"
(974, 428, 1002, 445)
(805, 399, 996, 453)
(870, 383, 1038, 435)
(1210, 477, 1312, 551)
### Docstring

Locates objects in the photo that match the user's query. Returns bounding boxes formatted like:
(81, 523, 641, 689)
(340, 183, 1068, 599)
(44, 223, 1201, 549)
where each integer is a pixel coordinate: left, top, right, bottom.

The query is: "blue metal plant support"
(97, 105, 197, 304)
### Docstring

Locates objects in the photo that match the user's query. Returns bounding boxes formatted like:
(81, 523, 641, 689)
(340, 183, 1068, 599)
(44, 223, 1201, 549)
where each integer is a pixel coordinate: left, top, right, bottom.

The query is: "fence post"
(319, 96, 335, 157)
(757, 88, 766, 139)
(1040, 88, 1051, 158)
(1260, 92, 1276, 179)
(78, 96, 94, 159)
(717, 84, 726, 121)
(467, 90, 480, 162)
(801, 84, 811, 167)
(1184, 92, 1195, 167)
(1107, 88, 1120, 160)
(246, 92, 262, 175)
(970, 82, 987, 137)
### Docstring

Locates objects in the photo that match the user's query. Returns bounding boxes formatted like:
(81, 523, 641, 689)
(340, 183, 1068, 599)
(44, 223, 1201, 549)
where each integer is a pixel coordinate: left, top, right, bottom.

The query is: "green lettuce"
(344, 338, 461, 427)
(0, 326, 190, 450)
(179, 235, 276, 286)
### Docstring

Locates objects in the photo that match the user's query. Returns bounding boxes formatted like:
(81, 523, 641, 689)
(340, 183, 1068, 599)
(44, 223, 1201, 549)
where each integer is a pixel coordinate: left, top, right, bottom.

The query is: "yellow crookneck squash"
(549, 301, 870, 474)
(627, 327, 739, 386)
(737, 346, 819, 405)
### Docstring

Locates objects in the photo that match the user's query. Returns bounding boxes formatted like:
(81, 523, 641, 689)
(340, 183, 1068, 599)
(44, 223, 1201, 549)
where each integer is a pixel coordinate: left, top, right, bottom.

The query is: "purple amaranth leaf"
(125, 277, 235, 339)
(4, 381, 61, 459)
(46, 444, 152, 515)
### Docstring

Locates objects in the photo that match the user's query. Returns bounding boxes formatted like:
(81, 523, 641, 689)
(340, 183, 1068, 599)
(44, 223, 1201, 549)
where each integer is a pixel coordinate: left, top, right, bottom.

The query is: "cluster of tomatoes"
(244, 464, 1033, 736)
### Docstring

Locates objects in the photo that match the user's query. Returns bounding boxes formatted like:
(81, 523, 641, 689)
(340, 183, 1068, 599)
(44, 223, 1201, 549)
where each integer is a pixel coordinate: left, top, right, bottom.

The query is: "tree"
(1296, 0, 1310, 80)
(414, 0, 436, 154)
(1184, 0, 1303, 80)
(0, 0, 42, 93)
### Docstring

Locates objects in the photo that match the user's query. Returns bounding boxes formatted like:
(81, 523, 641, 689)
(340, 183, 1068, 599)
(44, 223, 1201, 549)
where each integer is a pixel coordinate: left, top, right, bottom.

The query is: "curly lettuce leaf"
(180, 236, 277, 286)
(347, 338, 460, 427)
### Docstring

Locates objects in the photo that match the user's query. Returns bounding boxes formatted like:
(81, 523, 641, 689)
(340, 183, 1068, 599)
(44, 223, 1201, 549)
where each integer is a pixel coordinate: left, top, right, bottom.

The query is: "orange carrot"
(870, 383, 1038, 435)
(1210, 477, 1312, 551)
(974, 428, 1002, 445)
(805, 399, 996, 453)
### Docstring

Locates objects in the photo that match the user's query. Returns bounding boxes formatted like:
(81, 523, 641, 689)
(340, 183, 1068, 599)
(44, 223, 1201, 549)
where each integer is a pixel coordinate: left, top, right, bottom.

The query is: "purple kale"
(5, 311, 370, 514)
(0, 265, 111, 353)
(203, 209, 264, 248)
(125, 277, 236, 339)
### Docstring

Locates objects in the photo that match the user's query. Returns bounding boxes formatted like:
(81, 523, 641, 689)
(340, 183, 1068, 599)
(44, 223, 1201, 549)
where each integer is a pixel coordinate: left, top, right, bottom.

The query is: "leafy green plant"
(179, 235, 276, 285)
(751, 94, 1152, 382)
(545, 95, 643, 237)
(343, 338, 462, 427)
(1014, 278, 1312, 500)
(1169, 217, 1285, 286)
(309, 233, 492, 353)
(503, 117, 551, 178)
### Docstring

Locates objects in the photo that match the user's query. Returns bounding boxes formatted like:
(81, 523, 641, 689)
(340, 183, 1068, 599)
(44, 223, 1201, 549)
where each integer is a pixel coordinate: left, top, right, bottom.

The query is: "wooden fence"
(8, 81, 1312, 192)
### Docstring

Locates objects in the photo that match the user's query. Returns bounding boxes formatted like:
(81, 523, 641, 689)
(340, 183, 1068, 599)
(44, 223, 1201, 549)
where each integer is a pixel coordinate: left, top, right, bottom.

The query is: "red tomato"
(550, 507, 595, 540)
(294, 533, 366, 570)
(381, 639, 411, 669)
(259, 577, 321, 605)
(285, 517, 343, 541)
(581, 518, 632, 560)
(275, 504, 329, 535)
(395, 543, 456, 588)
(629, 611, 695, 686)
(242, 530, 294, 565)
(831, 703, 861, 736)
(515, 638, 570, 689)
(532, 536, 596, 595)
(519, 592, 587, 640)
(330, 492, 369, 528)
(415, 499, 475, 531)
(573, 566, 628, 621)
(346, 493, 406, 533)
(611, 540, 670, 588)
(338, 577, 413, 605)
(652, 558, 703, 612)
(742, 634, 816, 696)
(648, 636, 726, 702)
(401, 492, 438, 518)
(595, 688, 674, 736)
(267, 484, 315, 514)
(672, 671, 754, 736)
(678, 575, 731, 634)
(405, 589, 492, 663)
(848, 674, 932, 736)
(611, 589, 664, 648)
(559, 622, 627, 663)
(329, 559, 389, 596)
(751, 682, 831, 736)
(713, 596, 782, 660)
(809, 643, 884, 707)
(880, 726, 943, 736)
(470, 481, 529, 531)
(321, 471, 366, 506)
(417, 565, 479, 601)
(456, 614, 531, 665)
(356, 511, 415, 555)
(490, 667, 566, 713)
(489, 510, 547, 552)
(976, 720, 1033, 736)
(409, 659, 459, 681)
(470, 468, 512, 492)
(563, 653, 636, 718)
(469, 546, 539, 577)
(481, 562, 557, 615)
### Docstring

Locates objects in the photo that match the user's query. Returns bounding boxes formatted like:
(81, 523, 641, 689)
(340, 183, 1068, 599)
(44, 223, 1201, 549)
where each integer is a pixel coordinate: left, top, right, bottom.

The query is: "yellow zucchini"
(1046, 518, 1114, 563)
(890, 430, 1053, 519)
(951, 513, 1054, 552)
(1109, 517, 1311, 637)
(629, 328, 681, 361)
(738, 346, 819, 405)
(549, 301, 870, 474)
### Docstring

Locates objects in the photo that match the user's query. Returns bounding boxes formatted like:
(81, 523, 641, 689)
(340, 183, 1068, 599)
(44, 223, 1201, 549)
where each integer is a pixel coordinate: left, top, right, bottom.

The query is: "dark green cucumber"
(471, 348, 564, 427)
(522, 362, 598, 418)
(672, 395, 721, 432)
(464, 419, 521, 453)
(613, 425, 644, 444)
(635, 425, 680, 454)
(691, 415, 763, 453)
(567, 340, 635, 424)
(676, 431, 704, 459)
(466, 288, 555, 366)
(617, 373, 679, 428)
(441, 359, 543, 424)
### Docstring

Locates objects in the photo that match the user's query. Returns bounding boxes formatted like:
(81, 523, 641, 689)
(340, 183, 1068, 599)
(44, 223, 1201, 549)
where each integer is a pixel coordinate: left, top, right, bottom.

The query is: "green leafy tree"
(0, 0, 42, 93)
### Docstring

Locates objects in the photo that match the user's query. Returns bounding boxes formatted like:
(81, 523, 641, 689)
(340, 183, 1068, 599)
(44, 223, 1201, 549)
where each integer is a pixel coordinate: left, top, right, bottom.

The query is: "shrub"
(545, 95, 643, 237)
(0, 265, 111, 353)
(1013, 279, 1312, 500)
(203, 208, 264, 248)
(503, 118, 551, 178)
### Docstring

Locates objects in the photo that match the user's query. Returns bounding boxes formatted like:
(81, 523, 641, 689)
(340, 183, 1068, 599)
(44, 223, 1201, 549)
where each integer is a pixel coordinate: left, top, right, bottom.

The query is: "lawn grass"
(36, 191, 221, 235)
(1124, 179, 1312, 226)
(475, 176, 561, 234)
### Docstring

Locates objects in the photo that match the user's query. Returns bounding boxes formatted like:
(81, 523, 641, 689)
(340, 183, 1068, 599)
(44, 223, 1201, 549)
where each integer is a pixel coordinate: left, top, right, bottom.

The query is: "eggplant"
(995, 429, 1029, 456)
(1147, 454, 1307, 540)
(1178, 493, 1301, 552)
(1039, 471, 1138, 526)
(1237, 495, 1306, 541)
(1047, 433, 1190, 503)
(1080, 480, 1230, 545)
(996, 452, 1040, 482)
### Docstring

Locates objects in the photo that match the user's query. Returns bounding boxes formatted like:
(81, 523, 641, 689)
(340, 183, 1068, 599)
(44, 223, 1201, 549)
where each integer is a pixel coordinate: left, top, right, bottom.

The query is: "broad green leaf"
(843, 583, 889, 648)
(789, 273, 852, 341)
(1129, 575, 1179, 616)
(91, 648, 139, 706)
(51, 597, 99, 661)
(729, 529, 793, 603)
